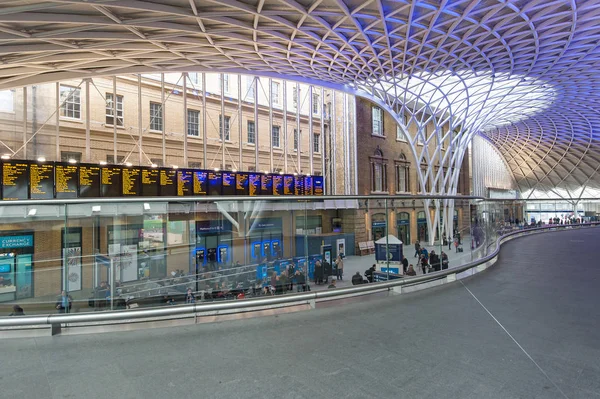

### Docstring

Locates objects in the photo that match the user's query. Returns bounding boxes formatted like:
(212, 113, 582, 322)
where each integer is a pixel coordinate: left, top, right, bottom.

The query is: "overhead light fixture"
(151, 163, 158, 168)
(27, 208, 37, 217)
(172, 165, 179, 169)
(232, 169, 237, 173)
(143, 203, 151, 211)
(125, 162, 132, 167)
(92, 205, 101, 212)
(214, 167, 220, 172)
(1, 154, 10, 160)
(37, 157, 46, 162)
(264, 170, 269, 174)
(68, 158, 77, 164)
(293, 172, 298, 176)
(279, 171, 284, 175)
(99, 161, 107, 165)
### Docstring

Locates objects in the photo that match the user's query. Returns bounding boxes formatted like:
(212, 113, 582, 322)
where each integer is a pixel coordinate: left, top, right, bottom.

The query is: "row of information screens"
(1, 161, 325, 200)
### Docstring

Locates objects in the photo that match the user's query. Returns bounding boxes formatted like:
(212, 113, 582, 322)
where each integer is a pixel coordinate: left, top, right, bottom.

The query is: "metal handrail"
(1, 221, 598, 328)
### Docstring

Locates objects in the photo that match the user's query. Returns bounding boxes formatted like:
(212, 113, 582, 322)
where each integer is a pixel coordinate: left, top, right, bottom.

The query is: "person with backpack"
(414, 240, 421, 258)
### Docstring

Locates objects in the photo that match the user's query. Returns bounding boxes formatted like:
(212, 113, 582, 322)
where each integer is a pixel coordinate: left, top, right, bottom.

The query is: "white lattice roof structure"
(0, 0, 598, 200)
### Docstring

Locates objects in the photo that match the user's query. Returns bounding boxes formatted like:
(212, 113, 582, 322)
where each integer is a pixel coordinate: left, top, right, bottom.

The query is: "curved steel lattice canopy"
(0, 0, 598, 197)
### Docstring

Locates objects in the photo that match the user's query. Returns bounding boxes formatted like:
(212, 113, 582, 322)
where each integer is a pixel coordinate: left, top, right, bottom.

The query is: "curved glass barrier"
(0, 195, 591, 317)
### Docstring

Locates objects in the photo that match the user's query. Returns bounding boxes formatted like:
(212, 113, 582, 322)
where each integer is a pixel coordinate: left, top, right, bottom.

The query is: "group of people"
(413, 240, 450, 275)
(313, 255, 344, 285)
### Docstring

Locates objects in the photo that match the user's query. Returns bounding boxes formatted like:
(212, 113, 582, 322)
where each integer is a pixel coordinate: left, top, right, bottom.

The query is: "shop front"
(371, 213, 387, 241)
(0, 233, 34, 302)
(417, 211, 428, 242)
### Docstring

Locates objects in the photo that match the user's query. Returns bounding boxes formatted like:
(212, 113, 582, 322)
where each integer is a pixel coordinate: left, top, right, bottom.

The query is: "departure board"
(313, 176, 324, 195)
(272, 175, 284, 196)
(159, 169, 177, 196)
(30, 163, 54, 200)
(283, 175, 295, 195)
(294, 175, 305, 196)
(55, 164, 78, 199)
(2, 161, 29, 200)
(140, 168, 159, 196)
(101, 166, 122, 197)
(249, 173, 261, 196)
(122, 167, 141, 196)
(304, 176, 314, 196)
(79, 164, 101, 197)
(208, 171, 222, 196)
(177, 170, 193, 196)
(193, 171, 208, 195)
(235, 172, 249, 195)
(261, 174, 273, 196)
(222, 172, 236, 196)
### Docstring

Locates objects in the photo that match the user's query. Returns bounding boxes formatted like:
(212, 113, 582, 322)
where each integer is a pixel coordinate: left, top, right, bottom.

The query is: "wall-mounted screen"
(122, 167, 141, 196)
(79, 164, 101, 198)
(159, 169, 177, 196)
(222, 171, 236, 196)
(313, 176, 324, 195)
(272, 175, 284, 195)
(208, 171, 222, 196)
(261, 174, 273, 196)
(29, 162, 54, 200)
(177, 170, 193, 196)
(294, 175, 305, 196)
(193, 171, 208, 195)
(55, 164, 78, 199)
(235, 172, 249, 195)
(140, 168, 159, 196)
(101, 166, 122, 197)
(249, 173, 261, 196)
(2, 161, 29, 200)
(283, 175, 294, 195)
(304, 176, 314, 196)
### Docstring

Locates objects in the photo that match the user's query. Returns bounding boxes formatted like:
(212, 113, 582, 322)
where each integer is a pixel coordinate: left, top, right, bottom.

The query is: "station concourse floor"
(3, 228, 600, 399)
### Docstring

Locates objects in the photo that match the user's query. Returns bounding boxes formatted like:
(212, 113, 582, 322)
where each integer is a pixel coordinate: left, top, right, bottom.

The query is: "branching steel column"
(113, 76, 117, 163)
(220, 73, 225, 169)
(85, 79, 91, 162)
(308, 85, 314, 175)
(238, 74, 242, 170)
(283, 80, 288, 173)
(183, 73, 188, 168)
(202, 72, 207, 168)
(320, 87, 325, 179)
(296, 82, 300, 173)
(268, 78, 273, 172)
(55, 82, 59, 161)
(161, 73, 166, 166)
(22, 87, 27, 158)
(137, 75, 142, 166)
(254, 77, 259, 170)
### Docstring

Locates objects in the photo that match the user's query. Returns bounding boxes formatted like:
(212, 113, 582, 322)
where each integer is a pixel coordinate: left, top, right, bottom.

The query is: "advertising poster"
(16, 255, 32, 299)
(336, 238, 346, 257)
(63, 246, 82, 292)
(120, 244, 138, 282)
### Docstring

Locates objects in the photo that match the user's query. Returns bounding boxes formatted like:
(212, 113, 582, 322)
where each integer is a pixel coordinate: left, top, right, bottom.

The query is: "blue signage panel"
(250, 217, 283, 230)
(0, 235, 33, 249)
(196, 220, 232, 236)
(375, 243, 402, 262)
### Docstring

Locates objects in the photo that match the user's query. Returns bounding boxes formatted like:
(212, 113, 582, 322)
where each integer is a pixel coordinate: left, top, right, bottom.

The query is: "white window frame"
(313, 133, 320, 153)
(374, 163, 383, 192)
(247, 120, 255, 144)
(246, 76, 255, 102)
(396, 164, 409, 193)
(60, 85, 81, 120)
(372, 106, 383, 136)
(219, 115, 231, 141)
(272, 125, 280, 148)
(272, 81, 280, 105)
(149, 102, 163, 131)
(292, 86, 298, 109)
(312, 93, 319, 114)
(187, 109, 200, 137)
(0, 90, 14, 113)
(293, 129, 299, 150)
(105, 93, 124, 127)
(396, 124, 407, 142)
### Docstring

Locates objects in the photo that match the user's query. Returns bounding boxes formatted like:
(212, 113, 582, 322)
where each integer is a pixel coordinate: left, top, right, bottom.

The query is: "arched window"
(370, 148, 387, 192)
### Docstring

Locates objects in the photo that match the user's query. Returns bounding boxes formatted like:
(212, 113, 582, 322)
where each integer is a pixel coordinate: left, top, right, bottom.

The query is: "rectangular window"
(106, 154, 124, 164)
(272, 81, 280, 104)
(187, 109, 199, 136)
(150, 158, 163, 167)
(61, 151, 81, 163)
(105, 93, 124, 127)
(374, 163, 383, 192)
(292, 86, 298, 109)
(247, 120, 255, 144)
(293, 129, 299, 150)
(189, 162, 202, 168)
(372, 106, 383, 136)
(150, 102, 163, 131)
(396, 124, 407, 142)
(220, 74, 230, 93)
(219, 115, 230, 141)
(421, 167, 431, 192)
(396, 164, 408, 192)
(312, 93, 319, 114)
(60, 85, 81, 119)
(313, 134, 320, 153)
(189, 73, 200, 85)
(272, 126, 280, 148)
(246, 76, 255, 102)
(0, 90, 14, 113)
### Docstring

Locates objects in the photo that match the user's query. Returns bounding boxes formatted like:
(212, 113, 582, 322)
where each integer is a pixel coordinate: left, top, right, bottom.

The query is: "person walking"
(414, 240, 421, 258)
(335, 255, 344, 281)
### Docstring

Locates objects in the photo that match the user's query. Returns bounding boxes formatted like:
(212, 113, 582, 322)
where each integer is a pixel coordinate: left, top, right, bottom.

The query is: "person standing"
(414, 240, 421, 258)
(419, 255, 429, 275)
(401, 256, 409, 274)
(314, 261, 323, 285)
(185, 288, 196, 304)
(335, 255, 344, 280)
(55, 290, 73, 313)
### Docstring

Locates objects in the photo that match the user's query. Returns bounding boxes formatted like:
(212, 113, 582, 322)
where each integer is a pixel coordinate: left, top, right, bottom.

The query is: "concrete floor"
(2, 228, 600, 399)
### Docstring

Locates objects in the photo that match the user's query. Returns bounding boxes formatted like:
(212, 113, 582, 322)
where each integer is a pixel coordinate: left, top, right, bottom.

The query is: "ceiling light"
(27, 208, 37, 216)
(151, 163, 158, 168)
(68, 158, 77, 164)
(214, 167, 220, 172)
(125, 162, 132, 167)
(37, 157, 46, 162)
(232, 169, 237, 173)
(143, 203, 151, 210)
(1, 154, 10, 160)
(92, 205, 101, 212)
(99, 161, 107, 165)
